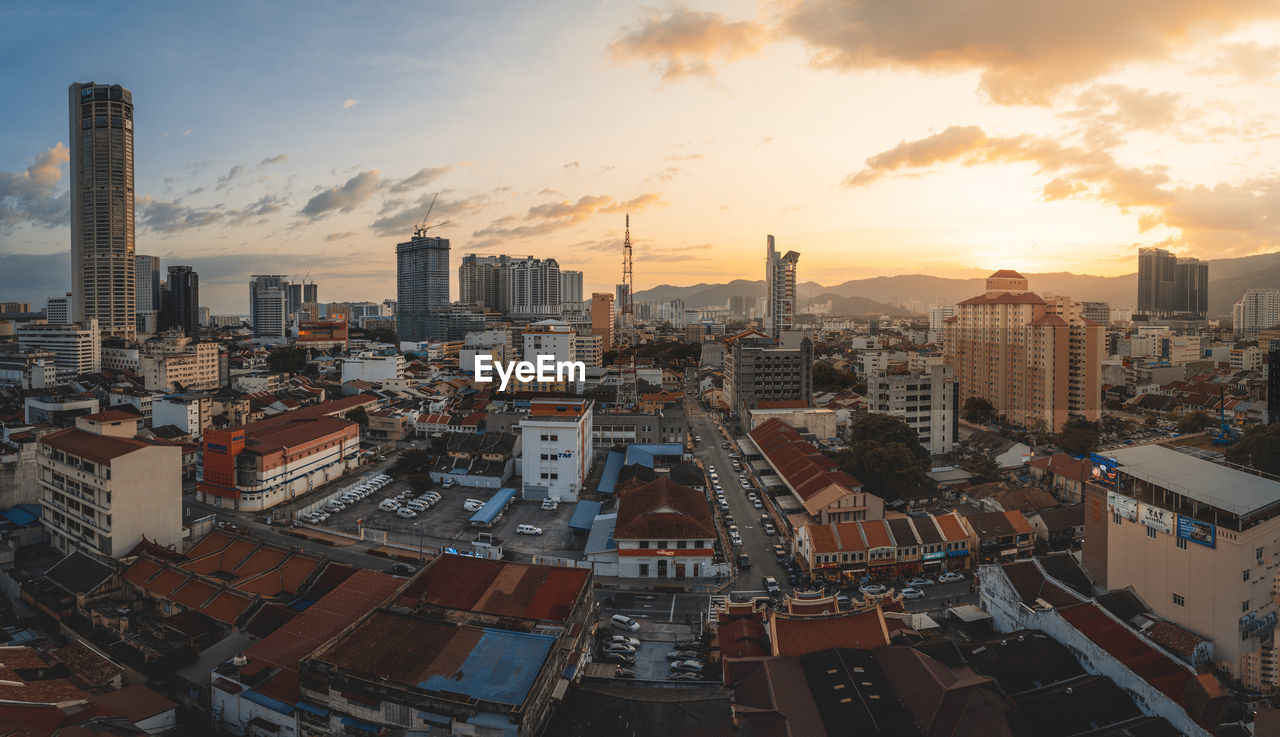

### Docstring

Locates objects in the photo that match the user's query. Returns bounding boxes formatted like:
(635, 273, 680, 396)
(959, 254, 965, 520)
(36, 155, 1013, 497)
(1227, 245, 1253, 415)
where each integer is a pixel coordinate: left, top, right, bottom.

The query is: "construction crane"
(414, 192, 451, 237)
(615, 214, 638, 409)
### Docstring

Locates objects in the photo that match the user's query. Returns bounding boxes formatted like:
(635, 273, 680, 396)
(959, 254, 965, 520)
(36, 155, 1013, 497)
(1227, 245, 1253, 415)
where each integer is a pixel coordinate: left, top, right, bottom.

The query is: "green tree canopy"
(830, 414, 930, 502)
(1176, 411, 1216, 434)
(1226, 424, 1280, 477)
(1058, 417, 1101, 455)
(961, 396, 998, 424)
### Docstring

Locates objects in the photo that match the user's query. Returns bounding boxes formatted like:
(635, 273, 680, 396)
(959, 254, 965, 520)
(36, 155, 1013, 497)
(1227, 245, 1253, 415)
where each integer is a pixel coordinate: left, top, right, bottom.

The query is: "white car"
(378, 500, 401, 511)
(937, 572, 965, 583)
(406, 501, 428, 512)
(516, 524, 543, 535)
(463, 499, 484, 512)
(610, 614, 640, 632)
(859, 583, 887, 595)
(730, 534, 743, 547)
(752, 500, 764, 509)
(610, 635, 640, 646)
(396, 507, 418, 518)
(900, 587, 926, 600)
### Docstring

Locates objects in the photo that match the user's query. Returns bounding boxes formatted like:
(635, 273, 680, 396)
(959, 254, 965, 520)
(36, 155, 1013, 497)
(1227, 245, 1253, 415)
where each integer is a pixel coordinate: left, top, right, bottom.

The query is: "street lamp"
(413, 521, 424, 563)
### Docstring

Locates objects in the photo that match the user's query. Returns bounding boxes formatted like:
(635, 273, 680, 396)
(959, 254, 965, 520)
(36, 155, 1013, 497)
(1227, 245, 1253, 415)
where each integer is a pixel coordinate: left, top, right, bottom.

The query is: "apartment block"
(866, 364, 958, 455)
(943, 270, 1102, 433)
(139, 334, 223, 391)
(38, 411, 181, 557)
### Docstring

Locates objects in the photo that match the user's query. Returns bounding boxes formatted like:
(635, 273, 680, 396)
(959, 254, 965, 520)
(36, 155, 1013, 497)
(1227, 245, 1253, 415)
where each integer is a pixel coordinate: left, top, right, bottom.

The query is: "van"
(610, 614, 640, 632)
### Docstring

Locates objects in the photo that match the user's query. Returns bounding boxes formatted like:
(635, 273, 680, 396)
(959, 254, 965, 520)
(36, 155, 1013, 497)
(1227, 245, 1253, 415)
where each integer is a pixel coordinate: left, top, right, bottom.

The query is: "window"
(639, 563, 649, 576)
(1172, 593, 1185, 607)
(1244, 569, 1251, 582)
(1177, 537, 1187, 550)
(1112, 512, 1122, 525)
(1259, 547, 1265, 561)
(677, 541, 687, 549)
(639, 541, 649, 549)
(1243, 600, 1251, 613)
(1146, 527, 1157, 539)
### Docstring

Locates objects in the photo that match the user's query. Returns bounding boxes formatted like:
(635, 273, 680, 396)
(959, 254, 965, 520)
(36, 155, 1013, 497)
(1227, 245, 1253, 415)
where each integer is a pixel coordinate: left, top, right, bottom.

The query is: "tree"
(347, 407, 369, 427)
(963, 455, 1003, 484)
(1226, 424, 1280, 476)
(266, 348, 308, 375)
(1058, 417, 1100, 455)
(813, 362, 857, 392)
(1176, 411, 1216, 434)
(391, 449, 433, 478)
(846, 414, 928, 461)
(961, 396, 997, 424)
(831, 414, 930, 502)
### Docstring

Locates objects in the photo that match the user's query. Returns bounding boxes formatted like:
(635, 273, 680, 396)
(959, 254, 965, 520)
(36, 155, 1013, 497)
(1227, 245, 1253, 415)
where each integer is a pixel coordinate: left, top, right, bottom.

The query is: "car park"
(516, 524, 544, 535)
(859, 583, 887, 595)
(937, 572, 965, 583)
(396, 508, 418, 518)
(905, 577, 933, 588)
(900, 587, 926, 600)
(610, 614, 641, 632)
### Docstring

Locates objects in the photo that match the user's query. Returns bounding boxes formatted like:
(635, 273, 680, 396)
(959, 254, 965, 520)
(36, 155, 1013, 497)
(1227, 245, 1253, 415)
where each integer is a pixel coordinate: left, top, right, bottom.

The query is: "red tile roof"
(1058, 602, 1193, 705)
(614, 477, 715, 540)
(861, 520, 893, 549)
(79, 410, 140, 423)
(769, 609, 890, 656)
(988, 269, 1026, 279)
(395, 555, 589, 624)
(957, 292, 1046, 306)
(750, 419, 862, 503)
(934, 513, 969, 543)
(92, 684, 176, 722)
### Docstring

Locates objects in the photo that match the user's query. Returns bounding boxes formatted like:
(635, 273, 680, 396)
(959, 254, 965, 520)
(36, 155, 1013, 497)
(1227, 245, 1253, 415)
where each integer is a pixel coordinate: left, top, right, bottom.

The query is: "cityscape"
(5, 3, 1280, 737)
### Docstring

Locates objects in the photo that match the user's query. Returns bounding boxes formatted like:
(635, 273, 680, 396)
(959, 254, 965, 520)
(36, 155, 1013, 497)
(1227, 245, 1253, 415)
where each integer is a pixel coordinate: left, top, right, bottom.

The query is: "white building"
(152, 393, 211, 437)
(102, 345, 140, 372)
(45, 293, 72, 325)
(519, 398, 593, 502)
(0, 348, 57, 389)
(575, 333, 603, 368)
(1234, 289, 1280, 339)
(459, 329, 510, 374)
(866, 365, 957, 455)
(340, 352, 406, 383)
(38, 412, 182, 557)
(17, 319, 101, 379)
(139, 336, 223, 391)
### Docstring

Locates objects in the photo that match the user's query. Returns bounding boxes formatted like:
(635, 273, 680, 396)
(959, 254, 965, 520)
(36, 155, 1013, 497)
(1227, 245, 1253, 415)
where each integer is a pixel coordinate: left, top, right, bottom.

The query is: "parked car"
(763, 576, 780, 594)
(604, 643, 636, 654)
(463, 499, 484, 512)
(937, 571, 965, 583)
(752, 499, 764, 509)
(600, 653, 635, 665)
(387, 563, 417, 576)
(516, 524, 543, 535)
(396, 508, 418, 518)
(610, 614, 640, 632)
(610, 635, 640, 647)
(762, 523, 776, 536)
(673, 640, 703, 651)
(900, 587, 926, 600)
(665, 650, 699, 661)
(773, 544, 786, 559)
(668, 671, 705, 681)
(670, 660, 704, 672)
(730, 533, 743, 547)
(615, 668, 636, 679)
(905, 577, 934, 588)
(859, 583, 887, 595)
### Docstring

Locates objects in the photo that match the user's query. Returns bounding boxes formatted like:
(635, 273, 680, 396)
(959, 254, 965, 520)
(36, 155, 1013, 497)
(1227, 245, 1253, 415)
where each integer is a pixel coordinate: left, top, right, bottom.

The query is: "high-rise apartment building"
(590, 293, 615, 348)
(1233, 289, 1280, 339)
(249, 275, 288, 339)
(1138, 247, 1208, 317)
(45, 293, 72, 325)
(160, 265, 199, 339)
(560, 270, 583, 306)
(287, 282, 318, 316)
(1079, 301, 1110, 326)
(458, 254, 564, 314)
(135, 254, 160, 313)
(396, 235, 450, 342)
(928, 304, 955, 334)
(69, 82, 136, 340)
(943, 270, 1102, 433)
(765, 234, 799, 339)
(867, 365, 958, 456)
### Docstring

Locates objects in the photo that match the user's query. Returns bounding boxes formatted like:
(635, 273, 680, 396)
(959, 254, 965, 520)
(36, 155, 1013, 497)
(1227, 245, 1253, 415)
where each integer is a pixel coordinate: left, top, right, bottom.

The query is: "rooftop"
(769, 609, 890, 656)
(40, 428, 151, 466)
(1107, 444, 1280, 518)
(614, 477, 715, 541)
(394, 555, 589, 624)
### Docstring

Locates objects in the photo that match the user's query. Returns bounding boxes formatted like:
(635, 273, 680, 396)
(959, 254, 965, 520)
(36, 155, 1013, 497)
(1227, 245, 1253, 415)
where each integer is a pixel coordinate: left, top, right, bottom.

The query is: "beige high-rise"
(69, 82, 136, 340)
(943, 270, 1102, 433)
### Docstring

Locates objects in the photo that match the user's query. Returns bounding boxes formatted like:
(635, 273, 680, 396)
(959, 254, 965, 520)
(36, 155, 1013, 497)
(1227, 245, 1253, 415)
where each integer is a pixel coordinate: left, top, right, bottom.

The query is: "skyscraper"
(765, 234, 799, 339)
(1138, 247, 1207, 317)
(160, 265, 200, 339)
(286, 282, 318, 316)
(135, 254, 160, 313)
(396, 235, 450, 342)
(1233, 289, 1280, 339)
(69, 82, 136, 339)
(560, 270, 583, 306)
(249, 275, 288, 339)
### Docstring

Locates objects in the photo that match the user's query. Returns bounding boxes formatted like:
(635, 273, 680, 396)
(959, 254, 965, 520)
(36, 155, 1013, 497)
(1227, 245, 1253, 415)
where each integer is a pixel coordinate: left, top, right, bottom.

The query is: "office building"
(560, 269, 583, 306)
(340, 351, 405, 383)
(520, 398, 593, 502)
(17, 319, 101, 378)
(45, 293, 72, 325)
(590, 292, 615, 347)
(1082, 445, 1280, 689)
(39, 411, 182, 556)
(943, 270, 1103, 433)
(867, 365, 958, 455)
(1079, 301, 1110, 326)
(727, 332, 813, 419)
(1233, 289, 1280, 339)
(765, 234, 799, 339)
(1138, 247, 1208, 318)
(296, 317, 348, 350)
(249, 274, 288, 339)
(198, 398, 371, 512)
(159, 265, 199, 339)
(396, 235, 450, 342)
(69, 82, 136, 340)
(135, 255, 160, 312)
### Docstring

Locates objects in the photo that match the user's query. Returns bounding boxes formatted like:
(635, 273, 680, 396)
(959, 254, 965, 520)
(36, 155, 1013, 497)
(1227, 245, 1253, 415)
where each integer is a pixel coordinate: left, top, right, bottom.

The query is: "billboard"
(1107, 491, 1138, 522)
(1089, 453, 1119, 487)
(1176, 515, 1216, 548)
(1139, 503, 1175, 534)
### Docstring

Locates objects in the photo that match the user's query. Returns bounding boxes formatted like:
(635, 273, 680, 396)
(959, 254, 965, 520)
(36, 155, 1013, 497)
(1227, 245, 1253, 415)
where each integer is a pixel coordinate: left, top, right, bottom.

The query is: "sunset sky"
(4, 1, 1280, 313)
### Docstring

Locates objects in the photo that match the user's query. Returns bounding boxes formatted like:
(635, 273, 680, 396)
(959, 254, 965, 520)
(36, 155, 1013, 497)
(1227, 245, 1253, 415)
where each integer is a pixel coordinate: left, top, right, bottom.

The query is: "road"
(683, 389, 792, 598)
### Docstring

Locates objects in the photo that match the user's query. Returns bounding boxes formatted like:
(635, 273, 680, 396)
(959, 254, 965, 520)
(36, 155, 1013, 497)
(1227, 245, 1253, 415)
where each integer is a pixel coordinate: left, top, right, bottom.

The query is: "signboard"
(922, 551, 945, 561)
(1106, 492, 1138, 522)
(1139, 503, 1174, 534)
(1090, 453, 1119, 487)
(1176, 515, 1216, 548)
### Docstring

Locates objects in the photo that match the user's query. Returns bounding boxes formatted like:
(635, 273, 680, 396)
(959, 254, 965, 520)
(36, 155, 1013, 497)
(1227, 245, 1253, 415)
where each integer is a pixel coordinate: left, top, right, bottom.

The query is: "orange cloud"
(609, 6, 768, 80)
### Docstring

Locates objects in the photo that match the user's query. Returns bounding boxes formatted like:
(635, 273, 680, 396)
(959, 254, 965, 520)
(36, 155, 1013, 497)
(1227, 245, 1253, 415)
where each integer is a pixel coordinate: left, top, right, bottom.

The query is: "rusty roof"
(1057, 603, 1193, 706)
(395, 555, 588, 624)
(614, 477, 715, 540)
(769, 609, 890, 656)
(40, 428, 150, 466)
(751, 419, 861, 505)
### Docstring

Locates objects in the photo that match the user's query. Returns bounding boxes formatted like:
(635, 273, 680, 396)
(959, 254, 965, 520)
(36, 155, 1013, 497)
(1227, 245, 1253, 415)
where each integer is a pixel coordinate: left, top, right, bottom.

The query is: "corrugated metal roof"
(417, 628, 555, 706)
(469, 488, 517, 526)
(597, 450, 625, 495)
(568, 501, 602, 532)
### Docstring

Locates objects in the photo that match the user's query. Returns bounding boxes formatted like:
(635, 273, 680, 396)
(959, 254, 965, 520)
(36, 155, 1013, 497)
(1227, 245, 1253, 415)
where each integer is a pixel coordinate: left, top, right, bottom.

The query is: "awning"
(294, 702, 328, 717)
(340, 715, 382, 733)
(417, 710, 452, 726)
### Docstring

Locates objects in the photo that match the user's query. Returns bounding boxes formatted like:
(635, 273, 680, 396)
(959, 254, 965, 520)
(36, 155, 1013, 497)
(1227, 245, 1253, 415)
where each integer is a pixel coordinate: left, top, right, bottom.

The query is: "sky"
(3, 1, 1280, 313)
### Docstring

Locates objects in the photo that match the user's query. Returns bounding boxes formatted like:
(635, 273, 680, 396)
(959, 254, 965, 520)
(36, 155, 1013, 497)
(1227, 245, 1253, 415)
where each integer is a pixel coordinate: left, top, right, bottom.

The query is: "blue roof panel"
(243, 689, 294, 715)
(597, 450, 625, 495)
(469, 488, 517, 526)
(568, 500, 602, 531)
(417, 628, 555, 706)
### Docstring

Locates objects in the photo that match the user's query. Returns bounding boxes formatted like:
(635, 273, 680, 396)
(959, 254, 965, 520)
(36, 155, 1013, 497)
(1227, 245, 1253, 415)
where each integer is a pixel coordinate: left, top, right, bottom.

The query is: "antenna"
(616, 213, 638, 408)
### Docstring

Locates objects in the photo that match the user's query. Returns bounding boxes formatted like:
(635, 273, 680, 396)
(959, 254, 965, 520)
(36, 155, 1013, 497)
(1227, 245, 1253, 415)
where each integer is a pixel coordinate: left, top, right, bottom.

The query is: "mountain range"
(634, 251, 1280, 318)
